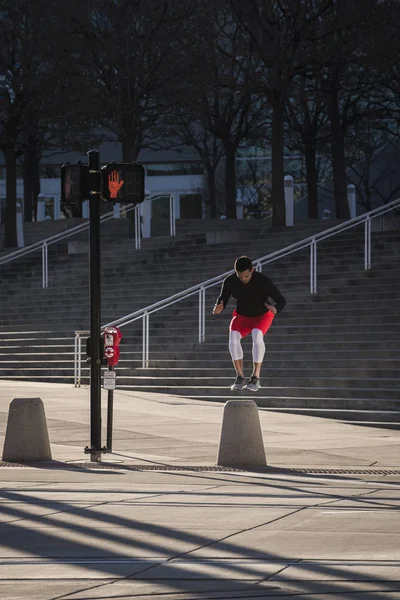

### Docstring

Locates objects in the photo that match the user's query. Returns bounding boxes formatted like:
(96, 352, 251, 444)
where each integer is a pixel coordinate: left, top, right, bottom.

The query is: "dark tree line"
(0, 0, 399, 245)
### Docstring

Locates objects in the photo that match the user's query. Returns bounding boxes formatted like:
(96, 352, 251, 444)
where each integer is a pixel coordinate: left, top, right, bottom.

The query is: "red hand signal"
(108, 170, 124, 199)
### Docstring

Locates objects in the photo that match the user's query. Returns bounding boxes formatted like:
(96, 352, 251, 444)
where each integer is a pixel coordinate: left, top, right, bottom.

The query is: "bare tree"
(285, 74, 329, 218)
(0, 0, 87, 238)
(163, 3, 269, 219)
(230, 0, 334, 226)
(0, 1, 46, 245)
(346, 107, 400, 212)
(65, 0, 186, 162)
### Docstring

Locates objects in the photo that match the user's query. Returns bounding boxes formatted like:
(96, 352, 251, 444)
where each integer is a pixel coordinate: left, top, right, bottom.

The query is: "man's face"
(236, 267, 254, 284)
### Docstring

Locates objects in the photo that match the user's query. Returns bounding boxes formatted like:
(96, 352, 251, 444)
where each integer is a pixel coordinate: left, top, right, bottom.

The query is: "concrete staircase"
(0, 216, 399, 428)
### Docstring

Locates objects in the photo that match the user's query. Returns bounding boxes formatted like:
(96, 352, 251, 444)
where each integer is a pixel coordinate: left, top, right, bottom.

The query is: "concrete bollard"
(217, 400, 267, 468)
(16, 202, 25, 248)
(2, 398, 52, 462)
(347, 184, 356, 219)
(284, 175, 294, 227)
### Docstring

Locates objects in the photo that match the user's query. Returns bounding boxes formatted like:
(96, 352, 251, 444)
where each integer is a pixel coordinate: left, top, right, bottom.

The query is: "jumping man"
(213, 255, 286, 391)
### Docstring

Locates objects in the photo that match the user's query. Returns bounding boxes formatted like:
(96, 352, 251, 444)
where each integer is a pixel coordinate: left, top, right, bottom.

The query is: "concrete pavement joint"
(2, 461, 400, 475)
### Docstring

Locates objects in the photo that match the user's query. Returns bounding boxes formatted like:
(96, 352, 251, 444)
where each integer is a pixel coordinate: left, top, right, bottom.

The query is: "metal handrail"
(0, 206, 132, 266)
(74, 197, 400, 385)
(0, 193, 175, 287)
(0, 204, 137, 288)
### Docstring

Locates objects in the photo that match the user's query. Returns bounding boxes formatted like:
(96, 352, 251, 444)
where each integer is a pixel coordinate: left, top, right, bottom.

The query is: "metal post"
(106, 366, 114, 452)
(198, 288, 203, 344)
(310, 239, 317, 294)
(170, 194, 176, 237)
(365, 216, 371, 270)
(142, 312, 149, 368)
(74, 333, 78, 387)
(78, 335, 82, 388)
(42, 243, 48, 288)
(145, 312, 149, 368)
(201, 287, 205, 342)
(135, 205, 141, 250)
(142, 314, 146, 368)
(87, 150, 102, 462)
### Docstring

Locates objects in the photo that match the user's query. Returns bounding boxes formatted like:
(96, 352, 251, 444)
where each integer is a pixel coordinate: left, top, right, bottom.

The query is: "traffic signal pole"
(88, 150, 102, 462)
(61, 154, 144, 462)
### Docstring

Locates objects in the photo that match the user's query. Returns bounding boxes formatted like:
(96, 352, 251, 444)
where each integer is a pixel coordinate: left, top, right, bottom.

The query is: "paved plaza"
(0, 380, 399, 599)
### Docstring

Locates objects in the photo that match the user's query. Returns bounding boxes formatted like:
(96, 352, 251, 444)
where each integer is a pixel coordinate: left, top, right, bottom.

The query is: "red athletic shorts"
(229, 309, 275, 337)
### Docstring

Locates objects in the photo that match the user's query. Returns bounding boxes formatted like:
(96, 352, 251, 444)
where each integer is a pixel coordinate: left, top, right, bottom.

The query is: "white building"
(0, 141, 206, 223)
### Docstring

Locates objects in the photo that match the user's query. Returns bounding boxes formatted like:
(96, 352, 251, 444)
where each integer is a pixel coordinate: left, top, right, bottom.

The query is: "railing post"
(170, 194, 176, 237)
(198, 287, 205, 343)
(142, 311, 149, 368)
(365, 216, 371, 270)
(78, 334, 82, 387)
(74, 333, 78, 387)
(310, 239, 317, 294)
(74, 333, 83, 388)
(42, 243, 48, 288)
(255, 261, 262, 273)
(135, 205, 141, 250)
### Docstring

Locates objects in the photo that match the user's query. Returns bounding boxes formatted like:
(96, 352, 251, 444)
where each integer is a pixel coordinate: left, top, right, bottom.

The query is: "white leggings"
(229, 329, 265, 363)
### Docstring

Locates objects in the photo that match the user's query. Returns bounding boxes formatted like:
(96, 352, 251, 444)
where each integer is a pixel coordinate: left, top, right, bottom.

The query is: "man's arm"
(264, 276, 286, 314)
(212, 278, 231, 314)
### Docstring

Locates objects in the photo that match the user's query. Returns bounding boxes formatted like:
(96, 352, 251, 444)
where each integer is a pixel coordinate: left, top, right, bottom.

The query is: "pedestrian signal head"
(101, 162, 145, 204)
(61, 162, 89, 203)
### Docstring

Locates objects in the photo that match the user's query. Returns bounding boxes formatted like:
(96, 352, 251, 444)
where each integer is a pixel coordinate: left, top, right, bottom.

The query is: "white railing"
(73, 197, 400, 385)
(0, 205, 135, 288)
(0, 194, 177, 287)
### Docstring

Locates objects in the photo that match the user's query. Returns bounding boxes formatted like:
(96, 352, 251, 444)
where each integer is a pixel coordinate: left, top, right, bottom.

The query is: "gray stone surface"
(0, 380, 399, 599)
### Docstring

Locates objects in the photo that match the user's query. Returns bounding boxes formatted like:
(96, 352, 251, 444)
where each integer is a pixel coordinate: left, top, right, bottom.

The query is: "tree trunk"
(122, 136, 140, 162)
(205, 164, 218, 219)
(328, 86, 349, 219)
(23, 149, 37, 222)
(224, 144, 237, 219)
(4, 147, 18, 248)
(271, 99, 286, 227)
(23, 173, 33, 222)
(304, 134, 319, 219)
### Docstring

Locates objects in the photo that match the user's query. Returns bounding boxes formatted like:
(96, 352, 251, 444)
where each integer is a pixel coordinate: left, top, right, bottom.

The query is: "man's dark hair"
(234, 255, 253, 272)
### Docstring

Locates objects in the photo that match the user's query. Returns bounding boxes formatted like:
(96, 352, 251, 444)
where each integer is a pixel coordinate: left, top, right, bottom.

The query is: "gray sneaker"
(231, 375, 246, 391)
(246, 375, 260, 391)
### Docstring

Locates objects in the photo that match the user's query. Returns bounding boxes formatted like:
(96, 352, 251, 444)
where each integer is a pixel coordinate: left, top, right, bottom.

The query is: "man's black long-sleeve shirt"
(217, 271, 286, 317)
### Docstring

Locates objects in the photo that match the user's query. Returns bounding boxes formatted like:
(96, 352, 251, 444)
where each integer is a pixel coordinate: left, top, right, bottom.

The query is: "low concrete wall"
(371, 215, 400, 232)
